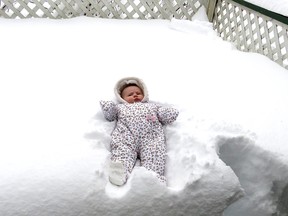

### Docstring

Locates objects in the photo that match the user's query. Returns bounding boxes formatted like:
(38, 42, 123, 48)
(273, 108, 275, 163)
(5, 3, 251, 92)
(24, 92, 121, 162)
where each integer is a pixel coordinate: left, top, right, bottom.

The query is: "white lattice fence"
(213, 0, 288, 69)
(0, 0, 208, 19)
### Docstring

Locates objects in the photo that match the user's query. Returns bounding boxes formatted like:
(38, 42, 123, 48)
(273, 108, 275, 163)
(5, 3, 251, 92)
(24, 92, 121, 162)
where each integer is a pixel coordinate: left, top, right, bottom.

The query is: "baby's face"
(121, 86, 144, 103)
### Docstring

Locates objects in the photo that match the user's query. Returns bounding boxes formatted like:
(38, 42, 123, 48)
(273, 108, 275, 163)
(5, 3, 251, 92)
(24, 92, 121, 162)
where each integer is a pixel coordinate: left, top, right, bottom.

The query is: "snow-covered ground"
(0, 8, 288, 216)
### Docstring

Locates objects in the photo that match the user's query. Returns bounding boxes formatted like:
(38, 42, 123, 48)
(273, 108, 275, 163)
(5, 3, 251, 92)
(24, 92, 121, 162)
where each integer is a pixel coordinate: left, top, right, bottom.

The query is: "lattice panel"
(213, 0, 288, 70)
(0, 0, 208, 19)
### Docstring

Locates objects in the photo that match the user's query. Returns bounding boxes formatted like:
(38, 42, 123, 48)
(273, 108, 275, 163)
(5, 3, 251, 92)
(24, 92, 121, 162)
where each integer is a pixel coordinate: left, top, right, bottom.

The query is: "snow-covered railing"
(212, 0, 288, 69)
(0, 0, 208, 19)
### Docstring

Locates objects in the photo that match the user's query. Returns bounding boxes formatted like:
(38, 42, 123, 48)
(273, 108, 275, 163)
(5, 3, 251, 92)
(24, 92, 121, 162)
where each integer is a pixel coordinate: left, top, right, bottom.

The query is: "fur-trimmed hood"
(114, 77, 149, 103)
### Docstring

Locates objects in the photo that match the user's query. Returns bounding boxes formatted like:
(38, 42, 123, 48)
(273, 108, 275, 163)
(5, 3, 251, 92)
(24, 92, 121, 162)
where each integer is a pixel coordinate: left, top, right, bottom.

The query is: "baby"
(100, 77, 179, 186)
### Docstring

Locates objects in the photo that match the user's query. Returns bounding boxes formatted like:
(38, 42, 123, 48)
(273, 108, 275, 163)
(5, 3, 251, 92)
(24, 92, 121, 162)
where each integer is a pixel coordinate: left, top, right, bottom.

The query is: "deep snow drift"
(1, 10, 288, 216)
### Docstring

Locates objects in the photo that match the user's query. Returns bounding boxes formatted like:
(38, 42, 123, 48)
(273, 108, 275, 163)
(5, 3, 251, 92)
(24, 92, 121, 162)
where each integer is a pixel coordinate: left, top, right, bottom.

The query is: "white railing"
(0, 0, 208, 19)
(213, 0, 288, 69)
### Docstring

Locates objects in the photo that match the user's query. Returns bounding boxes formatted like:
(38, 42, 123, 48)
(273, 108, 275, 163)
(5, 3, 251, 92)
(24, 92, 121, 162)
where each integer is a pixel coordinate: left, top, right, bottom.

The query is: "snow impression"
(0, 8, 288, 216)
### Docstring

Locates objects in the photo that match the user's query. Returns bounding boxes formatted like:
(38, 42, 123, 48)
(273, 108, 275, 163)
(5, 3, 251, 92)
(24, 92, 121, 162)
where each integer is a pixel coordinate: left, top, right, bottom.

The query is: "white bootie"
(109, 161, 127, 186)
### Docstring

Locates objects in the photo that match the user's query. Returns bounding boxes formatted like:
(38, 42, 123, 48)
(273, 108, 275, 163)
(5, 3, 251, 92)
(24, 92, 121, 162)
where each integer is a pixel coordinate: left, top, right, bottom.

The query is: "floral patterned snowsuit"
(100, 100, 179, 182)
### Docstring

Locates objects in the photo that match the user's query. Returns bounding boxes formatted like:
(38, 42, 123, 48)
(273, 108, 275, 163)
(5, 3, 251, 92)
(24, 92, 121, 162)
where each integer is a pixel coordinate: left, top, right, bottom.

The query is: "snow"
(244, 0, 288, 17)
(1, 8, 288, 216)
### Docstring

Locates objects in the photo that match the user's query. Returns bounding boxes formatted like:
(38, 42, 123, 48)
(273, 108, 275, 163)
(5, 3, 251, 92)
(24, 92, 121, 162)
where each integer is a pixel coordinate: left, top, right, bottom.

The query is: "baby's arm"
(157, 105, 179, 125)
(100, 100, 117, 121)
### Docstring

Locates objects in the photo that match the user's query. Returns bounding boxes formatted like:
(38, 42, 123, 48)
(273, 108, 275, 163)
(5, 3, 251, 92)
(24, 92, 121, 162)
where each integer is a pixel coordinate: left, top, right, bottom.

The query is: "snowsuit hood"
(114, 77, 149, 103)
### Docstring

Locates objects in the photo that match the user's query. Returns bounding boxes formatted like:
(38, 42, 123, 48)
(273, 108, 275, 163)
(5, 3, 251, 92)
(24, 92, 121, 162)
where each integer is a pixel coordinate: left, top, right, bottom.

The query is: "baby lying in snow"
(100, 77, 179, 186)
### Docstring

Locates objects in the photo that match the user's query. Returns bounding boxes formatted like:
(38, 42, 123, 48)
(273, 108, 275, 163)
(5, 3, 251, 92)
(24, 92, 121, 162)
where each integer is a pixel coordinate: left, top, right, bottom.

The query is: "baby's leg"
(111, 144, 137, 174)
(110, 135, 137, 185)
(140, 136, 167, 183)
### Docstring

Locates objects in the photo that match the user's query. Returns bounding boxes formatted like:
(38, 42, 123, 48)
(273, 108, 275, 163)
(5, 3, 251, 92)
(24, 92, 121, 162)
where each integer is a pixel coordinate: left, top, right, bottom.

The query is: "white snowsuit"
(100, 77, 179, 183)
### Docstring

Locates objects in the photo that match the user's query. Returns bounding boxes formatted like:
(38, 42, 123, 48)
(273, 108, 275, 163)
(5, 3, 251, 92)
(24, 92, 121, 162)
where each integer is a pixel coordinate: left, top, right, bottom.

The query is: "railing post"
(207, 0, 218, 22)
